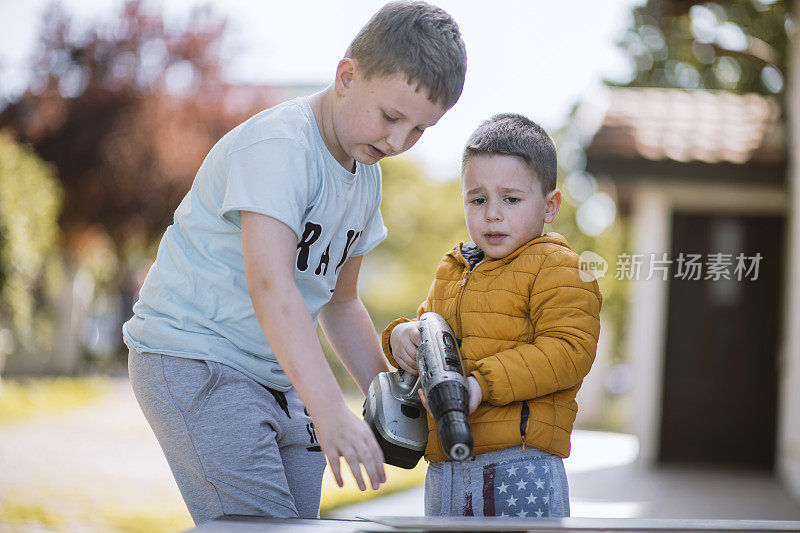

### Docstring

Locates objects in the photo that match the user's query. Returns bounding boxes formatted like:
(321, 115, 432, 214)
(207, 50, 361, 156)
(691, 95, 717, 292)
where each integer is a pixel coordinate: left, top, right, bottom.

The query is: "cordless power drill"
(364, 312, 474, 468)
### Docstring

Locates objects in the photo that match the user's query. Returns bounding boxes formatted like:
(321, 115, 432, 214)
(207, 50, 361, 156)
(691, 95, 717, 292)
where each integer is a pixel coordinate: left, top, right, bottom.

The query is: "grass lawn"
(0, 376, 110, 425)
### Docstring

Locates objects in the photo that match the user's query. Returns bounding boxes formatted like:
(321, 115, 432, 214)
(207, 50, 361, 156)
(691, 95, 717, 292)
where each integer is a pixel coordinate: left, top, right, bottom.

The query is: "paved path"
(0, 378, 190, 531)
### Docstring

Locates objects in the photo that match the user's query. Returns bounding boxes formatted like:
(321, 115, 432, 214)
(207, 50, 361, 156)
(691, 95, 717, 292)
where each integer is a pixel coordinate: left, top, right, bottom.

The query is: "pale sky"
(0, 0, 642, 179)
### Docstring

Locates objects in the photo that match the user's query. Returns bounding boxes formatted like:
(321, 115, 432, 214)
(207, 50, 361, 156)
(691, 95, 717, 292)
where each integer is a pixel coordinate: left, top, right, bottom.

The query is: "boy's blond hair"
(346, 1, 467, 110)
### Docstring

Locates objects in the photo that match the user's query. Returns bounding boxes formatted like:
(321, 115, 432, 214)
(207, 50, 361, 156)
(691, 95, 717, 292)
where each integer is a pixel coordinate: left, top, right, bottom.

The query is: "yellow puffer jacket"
(382, 233, 602, 462)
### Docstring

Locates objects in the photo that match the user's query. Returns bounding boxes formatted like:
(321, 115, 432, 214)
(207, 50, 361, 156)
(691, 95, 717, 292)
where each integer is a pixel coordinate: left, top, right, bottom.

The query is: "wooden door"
(659, 214, 783, 469)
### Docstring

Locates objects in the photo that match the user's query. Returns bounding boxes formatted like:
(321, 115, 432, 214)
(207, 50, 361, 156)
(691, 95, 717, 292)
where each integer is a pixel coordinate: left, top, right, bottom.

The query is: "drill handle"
(394, 367, 422, 402)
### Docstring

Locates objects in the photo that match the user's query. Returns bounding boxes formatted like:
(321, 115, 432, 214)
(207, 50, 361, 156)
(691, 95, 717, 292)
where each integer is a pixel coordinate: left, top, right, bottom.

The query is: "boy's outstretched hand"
(313, 400, 386, 491)
(242, 212, 386, 492)
(390, 321, 421, 375)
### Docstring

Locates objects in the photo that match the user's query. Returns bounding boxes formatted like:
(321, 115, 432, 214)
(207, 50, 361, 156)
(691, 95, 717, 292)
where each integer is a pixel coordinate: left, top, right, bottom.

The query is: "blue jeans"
(425, 445, 570, 518)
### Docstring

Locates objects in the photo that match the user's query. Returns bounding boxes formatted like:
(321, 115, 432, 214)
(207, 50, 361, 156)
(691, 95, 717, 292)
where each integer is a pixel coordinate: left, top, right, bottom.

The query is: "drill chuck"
(426, 381, 473, 459)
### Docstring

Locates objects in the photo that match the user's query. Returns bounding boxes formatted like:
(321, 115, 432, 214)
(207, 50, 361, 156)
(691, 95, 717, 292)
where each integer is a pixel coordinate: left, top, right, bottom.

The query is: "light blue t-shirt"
(123, 97, 387, 390)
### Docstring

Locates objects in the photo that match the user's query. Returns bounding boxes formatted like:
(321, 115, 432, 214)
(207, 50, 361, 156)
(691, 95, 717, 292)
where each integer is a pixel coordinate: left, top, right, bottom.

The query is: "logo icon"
(579, 251, 608, 282)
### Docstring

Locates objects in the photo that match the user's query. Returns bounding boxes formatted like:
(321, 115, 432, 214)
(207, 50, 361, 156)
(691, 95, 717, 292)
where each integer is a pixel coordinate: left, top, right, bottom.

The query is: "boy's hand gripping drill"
(417, 312, 474, 461)
(363, 312, 474, 467)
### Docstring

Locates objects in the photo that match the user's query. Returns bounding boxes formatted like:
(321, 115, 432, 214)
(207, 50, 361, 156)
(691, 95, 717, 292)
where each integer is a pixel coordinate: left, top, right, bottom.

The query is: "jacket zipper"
(455, 270, 470, 342)
(456, 248, 532, 456)
(520, 401, 530, 454)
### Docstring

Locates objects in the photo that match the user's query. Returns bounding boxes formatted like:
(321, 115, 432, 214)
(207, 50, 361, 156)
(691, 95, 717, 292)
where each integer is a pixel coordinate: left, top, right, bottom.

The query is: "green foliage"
(0, 376, 109, 425)
(103, 510, 192, 533)
(0, 1, 269, 369)
(0, 1, 240, 251)
(614, 0, 790, 95)
(0, 133, 63, 355)
(361, 158, 468, 329)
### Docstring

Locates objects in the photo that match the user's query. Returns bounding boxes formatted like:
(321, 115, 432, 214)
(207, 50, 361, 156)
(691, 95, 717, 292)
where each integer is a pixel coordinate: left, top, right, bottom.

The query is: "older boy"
(384, 114, 602, 517)
(124, 1, 466, 524)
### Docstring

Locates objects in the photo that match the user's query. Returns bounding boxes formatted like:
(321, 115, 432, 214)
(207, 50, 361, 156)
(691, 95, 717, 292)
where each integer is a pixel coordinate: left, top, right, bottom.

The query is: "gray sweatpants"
(128, 348, 327, 524)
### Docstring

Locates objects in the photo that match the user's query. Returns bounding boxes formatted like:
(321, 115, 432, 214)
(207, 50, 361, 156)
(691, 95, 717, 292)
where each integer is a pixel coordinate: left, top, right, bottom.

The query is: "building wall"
(777, 0, 800, 501)
(628, 185, 671, 465)
(627, 181, 788, 467)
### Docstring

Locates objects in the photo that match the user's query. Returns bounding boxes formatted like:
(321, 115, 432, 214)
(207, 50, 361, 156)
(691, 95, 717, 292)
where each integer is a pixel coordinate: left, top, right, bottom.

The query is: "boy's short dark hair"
(346, 1, 467, 110)
(463, 113, 558, 194)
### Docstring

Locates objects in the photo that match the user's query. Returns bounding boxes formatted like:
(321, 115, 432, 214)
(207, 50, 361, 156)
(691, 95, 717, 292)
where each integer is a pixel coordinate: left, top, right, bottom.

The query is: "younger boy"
(123, 1, 466, 524)
(384, 114, 602, 518)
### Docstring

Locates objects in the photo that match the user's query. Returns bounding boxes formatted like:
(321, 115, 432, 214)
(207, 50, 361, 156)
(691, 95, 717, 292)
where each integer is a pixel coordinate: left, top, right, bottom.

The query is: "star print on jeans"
(482, 460, 551, 517)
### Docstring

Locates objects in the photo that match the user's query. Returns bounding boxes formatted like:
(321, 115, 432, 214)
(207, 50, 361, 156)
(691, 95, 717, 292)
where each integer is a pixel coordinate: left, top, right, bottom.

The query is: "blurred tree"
(614, 0, 791, 95)
(0, 0, 254, 249)
(361, 158, 468, 330)
(550, 166, 628, 364)
(0, 134, 62, 373)
(0, 1, 276, 371)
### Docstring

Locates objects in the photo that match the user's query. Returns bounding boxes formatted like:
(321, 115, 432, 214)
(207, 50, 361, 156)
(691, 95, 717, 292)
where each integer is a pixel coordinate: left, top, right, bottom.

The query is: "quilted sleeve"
(380, 279, 435, 367)
(471, 250, 602, 405)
